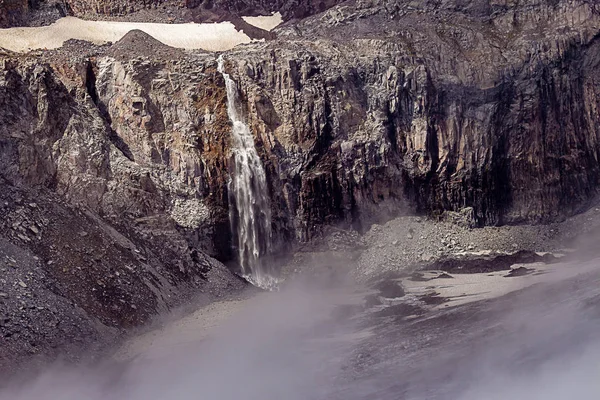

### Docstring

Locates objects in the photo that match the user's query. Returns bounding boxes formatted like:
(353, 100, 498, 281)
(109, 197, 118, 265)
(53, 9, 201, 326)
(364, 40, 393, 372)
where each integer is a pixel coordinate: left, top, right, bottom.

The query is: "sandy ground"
(113, 296, 261, 361)
(113, 293, 271, 361)
(0, 14, 281, 52)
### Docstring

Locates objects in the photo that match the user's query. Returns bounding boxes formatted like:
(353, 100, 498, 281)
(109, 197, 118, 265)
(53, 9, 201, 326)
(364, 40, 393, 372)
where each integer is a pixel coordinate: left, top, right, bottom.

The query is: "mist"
(457, 282, 600, 400)
(2, 259, 600, 400)
(459, 345, 600, 400)
(430, 261, 600, 400)
(0, 280, 355, 400)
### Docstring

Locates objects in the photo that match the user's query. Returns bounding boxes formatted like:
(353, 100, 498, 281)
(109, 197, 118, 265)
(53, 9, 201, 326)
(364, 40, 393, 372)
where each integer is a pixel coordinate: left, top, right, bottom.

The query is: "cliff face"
(3, 1, 600, 249)
(64, 0, 341, 20)
(222, 0, 600, 239)
(2, 0, 600, 368)
(0, 37, 244, 371)
(66, 0, 170, 16)
(1, 35, 239, 257)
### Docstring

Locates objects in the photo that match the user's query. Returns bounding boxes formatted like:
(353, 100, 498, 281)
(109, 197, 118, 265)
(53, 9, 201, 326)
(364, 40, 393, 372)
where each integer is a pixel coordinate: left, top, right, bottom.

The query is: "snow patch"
(0, 16, 255, 52)
(242, 12, 282, 31)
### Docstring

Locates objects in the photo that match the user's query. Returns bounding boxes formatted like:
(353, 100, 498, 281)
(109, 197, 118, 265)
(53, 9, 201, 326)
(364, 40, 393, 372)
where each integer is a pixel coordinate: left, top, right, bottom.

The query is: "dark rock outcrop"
(227, 0, 600, 239)
(0, 0, 28, 27)
(64, 0, 342, 20)
(0, 0, 67, 27)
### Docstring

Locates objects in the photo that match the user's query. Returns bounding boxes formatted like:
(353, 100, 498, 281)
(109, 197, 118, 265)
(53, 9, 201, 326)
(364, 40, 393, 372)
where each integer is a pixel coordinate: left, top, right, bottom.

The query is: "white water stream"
(217, 56, 277, 290)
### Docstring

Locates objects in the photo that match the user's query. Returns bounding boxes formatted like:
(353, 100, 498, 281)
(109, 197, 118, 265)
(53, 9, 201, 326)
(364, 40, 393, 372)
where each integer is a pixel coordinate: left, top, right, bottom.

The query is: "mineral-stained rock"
(0, 35, 243, 371)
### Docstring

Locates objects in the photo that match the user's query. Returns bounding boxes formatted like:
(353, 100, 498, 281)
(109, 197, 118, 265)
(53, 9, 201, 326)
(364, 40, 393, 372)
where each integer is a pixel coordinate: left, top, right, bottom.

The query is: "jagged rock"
(374, 280, 405, 298)
(0, 0, 66, 27)
(228, 0, 600, 239)
(441, 208, 475, 229)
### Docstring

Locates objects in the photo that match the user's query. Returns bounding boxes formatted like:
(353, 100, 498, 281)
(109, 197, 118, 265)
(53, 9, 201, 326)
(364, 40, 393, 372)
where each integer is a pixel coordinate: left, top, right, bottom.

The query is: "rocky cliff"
(2, 0, 600, 371)
(0, 36, 246, 373)
(229, 0, 600, 238)
(3, 0, 600, 258)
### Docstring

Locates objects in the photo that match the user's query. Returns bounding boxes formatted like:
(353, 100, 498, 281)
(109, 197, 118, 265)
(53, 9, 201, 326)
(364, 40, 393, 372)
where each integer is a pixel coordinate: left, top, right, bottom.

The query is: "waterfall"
(217, 55, 278, 290)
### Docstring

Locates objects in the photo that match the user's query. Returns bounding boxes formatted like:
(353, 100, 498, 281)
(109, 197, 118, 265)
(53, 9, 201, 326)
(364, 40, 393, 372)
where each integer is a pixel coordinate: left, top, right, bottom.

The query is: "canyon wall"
(3, 1, 600, 252)
(227, 0, 600, 238)
(2, 0, 600, 369)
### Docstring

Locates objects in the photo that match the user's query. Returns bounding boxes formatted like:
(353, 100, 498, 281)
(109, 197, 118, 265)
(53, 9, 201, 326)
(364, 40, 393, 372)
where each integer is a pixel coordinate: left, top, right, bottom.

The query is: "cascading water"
(217, 55, 278, 290)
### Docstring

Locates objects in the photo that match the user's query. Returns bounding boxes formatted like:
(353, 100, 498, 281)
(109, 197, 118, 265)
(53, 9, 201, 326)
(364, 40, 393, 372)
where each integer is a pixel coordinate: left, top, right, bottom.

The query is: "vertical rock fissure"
(217, 55, 277, 290)
(86, 60, 135, 162)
